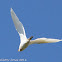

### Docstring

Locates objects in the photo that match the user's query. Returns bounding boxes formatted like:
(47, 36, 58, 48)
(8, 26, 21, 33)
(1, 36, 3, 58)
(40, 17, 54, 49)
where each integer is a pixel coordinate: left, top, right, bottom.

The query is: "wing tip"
(10, 8, 13, 12)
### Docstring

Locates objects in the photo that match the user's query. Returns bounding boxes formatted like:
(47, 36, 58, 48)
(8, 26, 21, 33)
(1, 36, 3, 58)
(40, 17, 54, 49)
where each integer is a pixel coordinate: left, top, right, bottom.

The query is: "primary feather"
(11, 8, 27, 43)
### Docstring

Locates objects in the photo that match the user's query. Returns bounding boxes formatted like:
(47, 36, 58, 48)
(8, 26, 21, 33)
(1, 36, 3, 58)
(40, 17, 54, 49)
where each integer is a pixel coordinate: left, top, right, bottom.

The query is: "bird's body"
(11, 8, 62, 52)
(19, 40, 29, 51)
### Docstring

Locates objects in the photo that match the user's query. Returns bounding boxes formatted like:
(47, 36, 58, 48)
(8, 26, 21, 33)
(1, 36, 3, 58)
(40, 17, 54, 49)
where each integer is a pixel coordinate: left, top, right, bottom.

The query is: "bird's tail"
(28, 36, 33, 41)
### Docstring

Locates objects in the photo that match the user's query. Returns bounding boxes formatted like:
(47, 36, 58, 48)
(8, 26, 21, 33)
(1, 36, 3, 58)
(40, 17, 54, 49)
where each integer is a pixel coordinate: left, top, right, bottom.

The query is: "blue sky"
(0, 0, 62, 62)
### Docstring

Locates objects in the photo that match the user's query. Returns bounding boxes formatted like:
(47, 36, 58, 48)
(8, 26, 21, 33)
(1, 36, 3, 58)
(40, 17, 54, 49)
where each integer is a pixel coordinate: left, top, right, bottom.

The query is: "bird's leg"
(28, 36, 33, 41)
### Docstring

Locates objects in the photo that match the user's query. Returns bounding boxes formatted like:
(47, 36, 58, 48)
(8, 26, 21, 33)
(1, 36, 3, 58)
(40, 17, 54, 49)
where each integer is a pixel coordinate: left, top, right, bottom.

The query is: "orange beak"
(18, 49, 19, 51)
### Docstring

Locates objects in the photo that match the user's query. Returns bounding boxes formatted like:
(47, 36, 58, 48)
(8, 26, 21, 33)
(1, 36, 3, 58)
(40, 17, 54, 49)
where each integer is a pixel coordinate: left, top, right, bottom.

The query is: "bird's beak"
(18, 49, 19, 51)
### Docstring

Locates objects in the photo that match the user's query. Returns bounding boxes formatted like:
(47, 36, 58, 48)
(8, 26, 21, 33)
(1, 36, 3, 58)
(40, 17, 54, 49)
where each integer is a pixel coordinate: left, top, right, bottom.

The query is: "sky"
(0, 0, 62, 62)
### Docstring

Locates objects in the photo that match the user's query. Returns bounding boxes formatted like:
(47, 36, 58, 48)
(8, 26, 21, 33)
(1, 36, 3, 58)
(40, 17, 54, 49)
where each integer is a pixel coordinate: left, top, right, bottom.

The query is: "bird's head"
(18, 46, 23, 52)
(18, 48, 21, 51)
(18, 44, 23, 52)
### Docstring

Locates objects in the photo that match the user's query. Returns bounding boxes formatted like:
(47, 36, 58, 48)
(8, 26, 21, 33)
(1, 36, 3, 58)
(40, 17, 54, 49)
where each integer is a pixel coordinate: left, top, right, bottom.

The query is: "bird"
(11, 8, 62, 52)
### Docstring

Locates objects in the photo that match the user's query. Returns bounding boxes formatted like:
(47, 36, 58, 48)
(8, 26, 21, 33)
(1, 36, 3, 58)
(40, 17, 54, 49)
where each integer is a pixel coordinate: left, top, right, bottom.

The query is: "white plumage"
(11, 8, 62, 51)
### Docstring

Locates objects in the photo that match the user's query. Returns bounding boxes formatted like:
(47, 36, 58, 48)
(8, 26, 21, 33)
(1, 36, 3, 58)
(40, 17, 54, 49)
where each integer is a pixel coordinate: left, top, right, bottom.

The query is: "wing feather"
(29, 38, 62, 45)
(10, 8, 27, 42)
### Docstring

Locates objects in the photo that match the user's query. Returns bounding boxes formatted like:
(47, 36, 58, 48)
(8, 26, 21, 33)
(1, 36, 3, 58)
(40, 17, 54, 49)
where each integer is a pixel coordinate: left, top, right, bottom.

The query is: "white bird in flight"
(11, 8, 62, 52)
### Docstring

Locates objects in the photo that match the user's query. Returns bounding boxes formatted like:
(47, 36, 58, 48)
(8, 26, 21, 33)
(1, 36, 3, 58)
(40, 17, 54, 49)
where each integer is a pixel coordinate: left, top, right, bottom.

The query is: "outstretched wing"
(29, 38, 62, 45)
(11, 8, 27, 42)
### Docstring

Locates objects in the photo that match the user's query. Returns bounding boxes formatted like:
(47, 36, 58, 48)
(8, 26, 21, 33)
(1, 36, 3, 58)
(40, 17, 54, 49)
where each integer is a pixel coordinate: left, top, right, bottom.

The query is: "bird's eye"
(20, 49, 23, 51)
